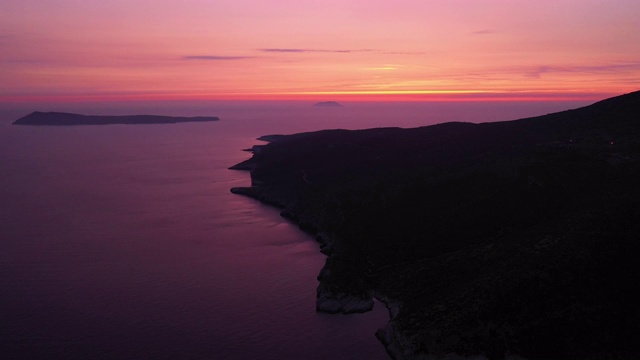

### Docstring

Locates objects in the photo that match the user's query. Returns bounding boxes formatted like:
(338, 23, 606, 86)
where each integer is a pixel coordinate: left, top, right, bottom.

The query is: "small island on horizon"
(12, 111, 220, 126)
(313, 101, 342, 107)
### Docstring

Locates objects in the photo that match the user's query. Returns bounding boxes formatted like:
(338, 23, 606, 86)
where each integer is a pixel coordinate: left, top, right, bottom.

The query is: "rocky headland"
(230, 91, 640, 359)
(13, 111, 220, 125)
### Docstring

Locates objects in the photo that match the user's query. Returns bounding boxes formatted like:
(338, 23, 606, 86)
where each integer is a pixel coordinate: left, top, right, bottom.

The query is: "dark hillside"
(231, 91, 640, 359)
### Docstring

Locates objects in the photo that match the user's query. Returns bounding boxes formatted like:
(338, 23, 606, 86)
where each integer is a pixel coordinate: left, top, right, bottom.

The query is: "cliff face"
(230, 91, 640, 359)
(13, 112, 219, 125)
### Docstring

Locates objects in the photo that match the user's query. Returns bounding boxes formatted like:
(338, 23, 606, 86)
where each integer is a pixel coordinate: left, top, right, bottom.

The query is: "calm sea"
(0, 100, 588, 359)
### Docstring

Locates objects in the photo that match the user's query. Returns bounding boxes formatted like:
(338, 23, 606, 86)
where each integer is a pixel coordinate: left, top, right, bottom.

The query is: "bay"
(0, 100, 588, 359)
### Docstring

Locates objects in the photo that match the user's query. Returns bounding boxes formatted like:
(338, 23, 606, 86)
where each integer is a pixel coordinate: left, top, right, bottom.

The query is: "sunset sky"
(2, 0, 640, 102)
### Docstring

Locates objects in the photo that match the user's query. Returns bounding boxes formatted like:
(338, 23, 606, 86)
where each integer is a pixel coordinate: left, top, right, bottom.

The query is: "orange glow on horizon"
(1, 90, 616, 104)
(1, 1, 639, 103)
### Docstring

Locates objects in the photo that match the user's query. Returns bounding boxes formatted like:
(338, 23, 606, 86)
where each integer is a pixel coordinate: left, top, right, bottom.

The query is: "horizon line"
(0, 90, 625, 104)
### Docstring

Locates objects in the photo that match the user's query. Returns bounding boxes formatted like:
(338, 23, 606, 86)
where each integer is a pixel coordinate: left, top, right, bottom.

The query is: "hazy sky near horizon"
(2, 0, 640, 102)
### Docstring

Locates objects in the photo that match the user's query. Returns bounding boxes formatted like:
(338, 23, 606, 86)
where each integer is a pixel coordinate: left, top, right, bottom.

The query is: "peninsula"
(231, 91, 640, 359)
(13, 111, 220, 126)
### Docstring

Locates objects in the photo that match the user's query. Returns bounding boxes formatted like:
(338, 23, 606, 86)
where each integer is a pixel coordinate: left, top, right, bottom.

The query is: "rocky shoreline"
(230, 154, 490, 358)
(230, 91, 640, 359)
(230, 175, 377, 315)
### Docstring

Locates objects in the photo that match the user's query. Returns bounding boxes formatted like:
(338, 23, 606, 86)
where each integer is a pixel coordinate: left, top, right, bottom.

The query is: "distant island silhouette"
(231, 91, 640, 359)
(313, 101, 342, 107)
(13, 112, 220, 126)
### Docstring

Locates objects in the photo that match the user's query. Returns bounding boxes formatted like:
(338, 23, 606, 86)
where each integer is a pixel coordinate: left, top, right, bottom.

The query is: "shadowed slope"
(231, 91, 640, 359)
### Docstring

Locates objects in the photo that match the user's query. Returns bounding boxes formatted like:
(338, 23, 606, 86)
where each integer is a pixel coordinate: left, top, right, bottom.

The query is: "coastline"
(231, 162, 397, 353)
(228, 90, 640, 360)
(230, 154, 378, 315)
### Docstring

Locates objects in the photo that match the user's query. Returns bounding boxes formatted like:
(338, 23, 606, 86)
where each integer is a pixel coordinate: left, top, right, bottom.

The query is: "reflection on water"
(0, 101, 590, 359)
(0, 117, 392, 360)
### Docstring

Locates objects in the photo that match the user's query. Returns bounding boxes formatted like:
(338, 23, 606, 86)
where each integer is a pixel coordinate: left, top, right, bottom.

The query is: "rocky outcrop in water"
(13, 112, 219, 125)
(230, 91, 640, 359)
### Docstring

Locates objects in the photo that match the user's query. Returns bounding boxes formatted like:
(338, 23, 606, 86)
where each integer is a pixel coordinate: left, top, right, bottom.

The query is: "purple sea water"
(0, 100, 588, 359)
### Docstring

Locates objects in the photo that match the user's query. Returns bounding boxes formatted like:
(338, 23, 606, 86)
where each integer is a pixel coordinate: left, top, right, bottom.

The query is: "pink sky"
(1, 0, 639, 102)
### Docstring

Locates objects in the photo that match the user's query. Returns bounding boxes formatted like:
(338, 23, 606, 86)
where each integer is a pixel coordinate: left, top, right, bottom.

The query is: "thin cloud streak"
(527, 62, 640, 78)
(0, 34, 14, 44)
(183, 55, 255, 60)
(472, 29, 497, 35)
(259, 48, 425, 56)
(380, 51, 427, 55)
(259, 48, 373, 54)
